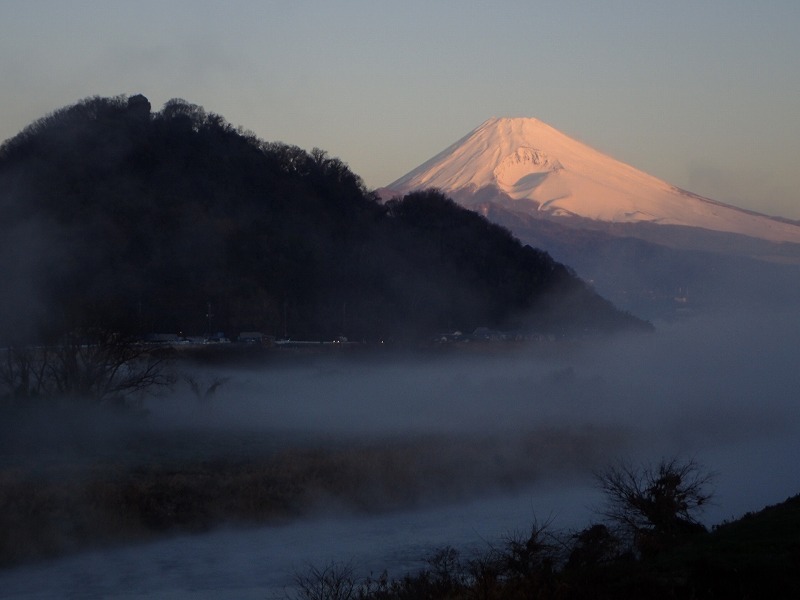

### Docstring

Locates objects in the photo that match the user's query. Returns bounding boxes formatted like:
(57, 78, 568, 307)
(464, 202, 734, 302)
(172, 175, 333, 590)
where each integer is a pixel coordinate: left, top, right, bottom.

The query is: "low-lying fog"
(2, 309, 800, 598)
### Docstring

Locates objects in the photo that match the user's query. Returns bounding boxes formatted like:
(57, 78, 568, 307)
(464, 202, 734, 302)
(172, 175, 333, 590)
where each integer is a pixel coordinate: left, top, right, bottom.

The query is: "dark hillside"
(558, 494, 800, 599)
(0, 95, 649, 343)
(354, 492, 800, 599)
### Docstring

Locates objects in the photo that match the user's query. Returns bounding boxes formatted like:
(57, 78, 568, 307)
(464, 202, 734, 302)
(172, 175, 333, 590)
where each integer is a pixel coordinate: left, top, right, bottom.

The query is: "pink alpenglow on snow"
(383, 117, 800, 245)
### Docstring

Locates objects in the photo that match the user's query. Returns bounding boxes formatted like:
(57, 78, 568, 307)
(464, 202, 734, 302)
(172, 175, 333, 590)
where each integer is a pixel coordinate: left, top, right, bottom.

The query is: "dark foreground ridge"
(0, 94, 649, 346)
(287, 494, 800, 600)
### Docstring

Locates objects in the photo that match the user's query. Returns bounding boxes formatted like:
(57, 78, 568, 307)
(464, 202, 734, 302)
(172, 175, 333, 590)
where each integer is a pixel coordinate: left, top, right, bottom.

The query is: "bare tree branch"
(1, 329, 174, 406)
(595, 457, 714, 555)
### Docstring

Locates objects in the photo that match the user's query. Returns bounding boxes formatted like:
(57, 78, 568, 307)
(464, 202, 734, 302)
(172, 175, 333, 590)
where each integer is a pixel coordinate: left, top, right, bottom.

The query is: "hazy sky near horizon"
(2, 1, 799, 218)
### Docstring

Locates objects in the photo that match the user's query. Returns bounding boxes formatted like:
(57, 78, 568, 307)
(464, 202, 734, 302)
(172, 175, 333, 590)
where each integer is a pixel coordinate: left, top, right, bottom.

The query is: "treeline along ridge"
(0, 95, 650, 344)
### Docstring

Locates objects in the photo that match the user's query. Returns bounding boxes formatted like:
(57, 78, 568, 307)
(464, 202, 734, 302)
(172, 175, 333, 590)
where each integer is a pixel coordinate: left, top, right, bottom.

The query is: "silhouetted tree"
(595, 458, 713, 556)
(290, 561, 360, 600)
(565, 523, 621, 570)
(0, 329, 173, 406)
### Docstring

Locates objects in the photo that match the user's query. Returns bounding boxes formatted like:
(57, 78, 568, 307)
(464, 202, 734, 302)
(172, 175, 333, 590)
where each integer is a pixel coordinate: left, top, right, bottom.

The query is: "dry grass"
(0, 426, 625, 568)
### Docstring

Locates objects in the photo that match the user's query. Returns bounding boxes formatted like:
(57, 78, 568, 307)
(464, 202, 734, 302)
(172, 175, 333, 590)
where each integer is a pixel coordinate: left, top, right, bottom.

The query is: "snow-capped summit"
(384, 117, 800, 245)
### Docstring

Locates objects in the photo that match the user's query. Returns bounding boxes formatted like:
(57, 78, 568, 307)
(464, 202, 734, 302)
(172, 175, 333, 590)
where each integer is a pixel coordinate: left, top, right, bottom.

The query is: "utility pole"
(283, 298, 288, 339)
(205, 301, 214, 336)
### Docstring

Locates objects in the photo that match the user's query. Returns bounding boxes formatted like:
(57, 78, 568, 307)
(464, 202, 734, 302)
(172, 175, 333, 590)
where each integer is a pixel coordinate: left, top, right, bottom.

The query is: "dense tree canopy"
(0, 94, 649, 344)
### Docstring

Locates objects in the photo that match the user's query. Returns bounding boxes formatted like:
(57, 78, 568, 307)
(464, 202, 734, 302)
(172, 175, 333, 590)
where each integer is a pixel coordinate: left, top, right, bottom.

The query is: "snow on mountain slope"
(384, 118, 800, 245)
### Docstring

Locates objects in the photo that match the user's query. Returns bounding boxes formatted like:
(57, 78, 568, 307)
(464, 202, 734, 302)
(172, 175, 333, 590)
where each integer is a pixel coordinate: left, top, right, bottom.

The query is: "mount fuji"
(382, 117, 800, 245)
(380, 118, 800, 318)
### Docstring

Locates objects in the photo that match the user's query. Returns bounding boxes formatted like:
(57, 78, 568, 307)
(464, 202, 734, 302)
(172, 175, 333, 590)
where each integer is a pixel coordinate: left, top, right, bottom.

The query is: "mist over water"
(3, 308, 800, 597)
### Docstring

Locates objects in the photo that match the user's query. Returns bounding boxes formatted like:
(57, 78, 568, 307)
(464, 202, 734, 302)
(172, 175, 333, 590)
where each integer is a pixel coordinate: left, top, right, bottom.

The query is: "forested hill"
(0, 94, 649, 344)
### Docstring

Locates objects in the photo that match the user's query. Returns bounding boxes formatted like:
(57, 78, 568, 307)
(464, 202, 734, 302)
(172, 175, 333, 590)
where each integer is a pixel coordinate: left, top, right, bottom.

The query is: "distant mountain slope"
(0, 95, 648, 343)
(481, 203, 800, 318)
(382, 117, 800, 245)
(381, 117, 800, 319)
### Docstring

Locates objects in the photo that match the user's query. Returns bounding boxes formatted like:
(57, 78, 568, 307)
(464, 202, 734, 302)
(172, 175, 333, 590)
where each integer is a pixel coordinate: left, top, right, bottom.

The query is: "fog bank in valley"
(2, 306, 799, 598)
(142, 306, 800, 520)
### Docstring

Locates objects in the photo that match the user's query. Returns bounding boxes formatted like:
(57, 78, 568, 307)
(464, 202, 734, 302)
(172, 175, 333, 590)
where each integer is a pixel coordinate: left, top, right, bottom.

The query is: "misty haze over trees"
(0, 94, 647, 347)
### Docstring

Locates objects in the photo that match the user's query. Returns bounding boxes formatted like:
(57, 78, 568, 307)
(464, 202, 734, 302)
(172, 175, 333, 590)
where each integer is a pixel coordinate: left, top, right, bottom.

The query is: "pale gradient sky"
(2, 0, 799, 218)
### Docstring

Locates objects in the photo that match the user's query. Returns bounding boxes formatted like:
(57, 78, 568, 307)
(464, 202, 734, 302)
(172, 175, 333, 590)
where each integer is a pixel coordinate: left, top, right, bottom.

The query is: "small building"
(237, 331, 264, 343)
(143, 333, 180, 345)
